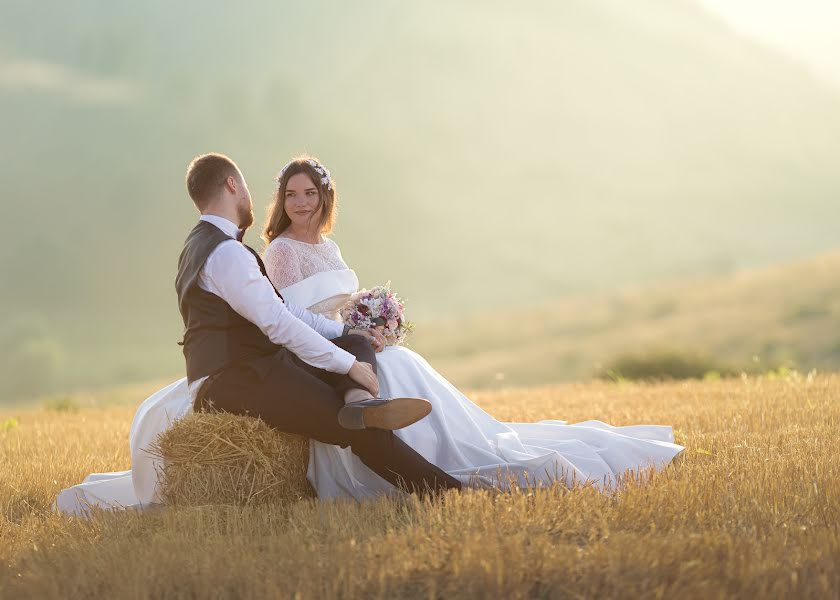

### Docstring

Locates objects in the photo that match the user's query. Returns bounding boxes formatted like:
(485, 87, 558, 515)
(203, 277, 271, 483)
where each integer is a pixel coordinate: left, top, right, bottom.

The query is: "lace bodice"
(263, 235, 357, 320)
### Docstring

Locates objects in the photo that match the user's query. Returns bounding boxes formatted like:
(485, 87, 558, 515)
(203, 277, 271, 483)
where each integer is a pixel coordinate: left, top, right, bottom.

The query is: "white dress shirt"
(187, 215, 356, 399)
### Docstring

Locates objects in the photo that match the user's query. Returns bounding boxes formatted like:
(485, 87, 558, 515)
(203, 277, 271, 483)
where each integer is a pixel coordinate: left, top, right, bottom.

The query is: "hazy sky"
(3, 1, 840, 400)
(699, 0, 840, 89)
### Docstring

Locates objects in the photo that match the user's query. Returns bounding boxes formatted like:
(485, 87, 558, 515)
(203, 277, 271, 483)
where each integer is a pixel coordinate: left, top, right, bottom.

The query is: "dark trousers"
(194, 334, 461, 496)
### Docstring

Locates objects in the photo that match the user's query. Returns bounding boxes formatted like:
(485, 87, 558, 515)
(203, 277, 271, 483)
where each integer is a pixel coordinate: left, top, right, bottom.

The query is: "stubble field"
(1, 374, 838, 599)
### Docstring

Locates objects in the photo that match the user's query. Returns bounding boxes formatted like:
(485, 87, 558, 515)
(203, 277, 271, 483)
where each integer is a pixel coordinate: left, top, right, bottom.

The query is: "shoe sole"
(362, 397, 432, 430)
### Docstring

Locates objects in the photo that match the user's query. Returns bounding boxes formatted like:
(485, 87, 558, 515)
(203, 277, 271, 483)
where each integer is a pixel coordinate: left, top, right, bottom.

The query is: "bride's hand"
(348, 327, 386, 353)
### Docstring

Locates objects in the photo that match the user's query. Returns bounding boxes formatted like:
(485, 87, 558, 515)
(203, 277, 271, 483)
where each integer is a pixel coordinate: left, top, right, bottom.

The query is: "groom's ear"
(224, 175, 238, 194)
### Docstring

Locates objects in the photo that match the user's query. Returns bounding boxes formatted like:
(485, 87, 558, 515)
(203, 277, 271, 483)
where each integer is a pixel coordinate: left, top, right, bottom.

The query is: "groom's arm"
(200, 241, 355, 374)
(284, 302, 350, 340)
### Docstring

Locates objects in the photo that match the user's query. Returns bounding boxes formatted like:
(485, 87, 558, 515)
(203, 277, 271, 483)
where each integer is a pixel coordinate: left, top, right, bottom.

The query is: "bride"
(55, 156, 683, 514)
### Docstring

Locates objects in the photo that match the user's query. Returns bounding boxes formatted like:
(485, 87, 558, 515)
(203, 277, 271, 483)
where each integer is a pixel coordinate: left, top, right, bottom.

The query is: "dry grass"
(149, 412, 312, 507)
(1, 374, 838, 599)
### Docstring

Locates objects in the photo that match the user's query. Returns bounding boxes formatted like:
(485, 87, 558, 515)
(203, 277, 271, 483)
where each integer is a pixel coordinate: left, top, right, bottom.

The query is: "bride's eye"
(306, 190, 317, 196)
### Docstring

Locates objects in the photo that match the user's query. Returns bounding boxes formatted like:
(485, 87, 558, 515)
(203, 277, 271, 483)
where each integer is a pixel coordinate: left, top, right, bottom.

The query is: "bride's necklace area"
(280, 228, 324, 246)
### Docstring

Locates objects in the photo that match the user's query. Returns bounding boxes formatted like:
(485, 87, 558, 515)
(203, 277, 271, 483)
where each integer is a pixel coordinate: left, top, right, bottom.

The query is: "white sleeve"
(285, 302, 346, 339)
(198, 240, 355, 374)
(262, 239, 305, 289)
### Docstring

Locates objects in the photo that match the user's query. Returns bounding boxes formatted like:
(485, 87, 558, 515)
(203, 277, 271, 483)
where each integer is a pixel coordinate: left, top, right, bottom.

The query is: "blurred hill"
(411, 250, 840, 388)
(1, 0, 839, 400)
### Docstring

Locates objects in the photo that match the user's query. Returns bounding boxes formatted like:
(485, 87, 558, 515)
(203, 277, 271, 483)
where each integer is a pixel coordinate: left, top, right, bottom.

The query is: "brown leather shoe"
(338, 397, 432, 430)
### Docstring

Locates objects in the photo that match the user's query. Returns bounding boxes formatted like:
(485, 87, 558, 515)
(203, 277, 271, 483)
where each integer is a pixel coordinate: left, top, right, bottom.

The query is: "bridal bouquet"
(340, 282, 415, 346)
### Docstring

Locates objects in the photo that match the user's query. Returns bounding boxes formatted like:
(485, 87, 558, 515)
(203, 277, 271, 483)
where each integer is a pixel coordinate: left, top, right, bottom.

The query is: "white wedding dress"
(55, 235, 684, 515)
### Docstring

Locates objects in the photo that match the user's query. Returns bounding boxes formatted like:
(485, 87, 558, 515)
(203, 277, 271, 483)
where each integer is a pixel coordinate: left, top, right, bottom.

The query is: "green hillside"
(410, 249, 840, 388)
(1, 0, 839, 400)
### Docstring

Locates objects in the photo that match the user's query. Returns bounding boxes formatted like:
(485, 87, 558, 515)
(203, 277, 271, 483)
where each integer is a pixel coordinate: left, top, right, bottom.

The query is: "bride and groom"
(56, 153, 684, 515)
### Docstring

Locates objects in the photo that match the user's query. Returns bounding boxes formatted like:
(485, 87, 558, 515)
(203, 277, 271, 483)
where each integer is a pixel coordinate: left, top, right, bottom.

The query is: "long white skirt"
(310, 345, 684, 499)
(54, 378, 192, 516)
(56, 347, 684, 513)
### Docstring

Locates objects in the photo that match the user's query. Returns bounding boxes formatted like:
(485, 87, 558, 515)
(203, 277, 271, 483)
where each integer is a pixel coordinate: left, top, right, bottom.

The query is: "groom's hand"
(348, 360, 379, 396)
(348, 328, 386, 353)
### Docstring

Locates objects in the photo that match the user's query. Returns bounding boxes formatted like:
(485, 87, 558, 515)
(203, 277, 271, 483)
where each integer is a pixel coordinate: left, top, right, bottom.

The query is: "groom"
(176, 152, 461, 496)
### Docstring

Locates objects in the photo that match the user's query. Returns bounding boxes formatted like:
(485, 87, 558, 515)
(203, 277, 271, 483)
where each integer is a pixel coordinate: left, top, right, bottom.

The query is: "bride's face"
(284, 172, 322, 229)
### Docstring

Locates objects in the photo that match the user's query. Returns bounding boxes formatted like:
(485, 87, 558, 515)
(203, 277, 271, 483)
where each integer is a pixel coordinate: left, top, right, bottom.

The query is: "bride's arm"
(262, 240, 305, 290)
(263, 240, 349, 340)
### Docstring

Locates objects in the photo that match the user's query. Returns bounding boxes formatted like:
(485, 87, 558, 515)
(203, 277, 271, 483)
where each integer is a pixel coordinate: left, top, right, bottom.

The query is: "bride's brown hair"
(262, 155, 338, 245)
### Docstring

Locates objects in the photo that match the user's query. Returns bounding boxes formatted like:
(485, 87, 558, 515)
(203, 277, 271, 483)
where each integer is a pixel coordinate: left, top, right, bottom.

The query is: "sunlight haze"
(1, 0, 839, 401)
(699, 0, 840, 88)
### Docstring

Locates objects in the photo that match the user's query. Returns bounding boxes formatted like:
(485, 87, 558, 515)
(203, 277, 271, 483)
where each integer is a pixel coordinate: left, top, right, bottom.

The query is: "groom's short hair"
(185, 153, 241, 209)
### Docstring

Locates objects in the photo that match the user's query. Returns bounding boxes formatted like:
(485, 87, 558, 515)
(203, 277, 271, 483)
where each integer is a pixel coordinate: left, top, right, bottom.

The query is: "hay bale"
(148, 411, 314, 506)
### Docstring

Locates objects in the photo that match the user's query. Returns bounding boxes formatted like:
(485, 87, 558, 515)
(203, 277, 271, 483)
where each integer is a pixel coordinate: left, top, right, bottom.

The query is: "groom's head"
(185, 153, 254, 229)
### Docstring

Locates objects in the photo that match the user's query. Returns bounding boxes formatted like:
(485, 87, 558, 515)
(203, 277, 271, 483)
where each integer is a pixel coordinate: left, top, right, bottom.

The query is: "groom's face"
(235, 171, 254, 229)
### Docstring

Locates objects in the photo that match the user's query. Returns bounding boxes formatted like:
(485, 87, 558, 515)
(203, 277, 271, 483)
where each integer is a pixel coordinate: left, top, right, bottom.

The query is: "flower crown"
(275, 158, 333, 191)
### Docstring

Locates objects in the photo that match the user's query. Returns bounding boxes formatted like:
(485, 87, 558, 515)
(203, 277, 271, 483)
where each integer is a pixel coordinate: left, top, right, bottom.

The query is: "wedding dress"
(262, 235, 684, 498)
(54, 378, 192, 515)
(55, 235, 683, 515)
